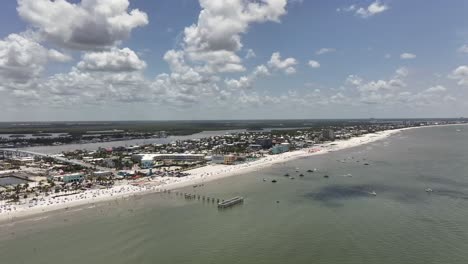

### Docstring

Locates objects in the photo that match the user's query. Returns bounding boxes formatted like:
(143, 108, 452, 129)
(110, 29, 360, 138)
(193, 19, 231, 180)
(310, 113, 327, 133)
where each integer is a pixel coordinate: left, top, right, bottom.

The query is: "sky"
(0, 0, 467, 121)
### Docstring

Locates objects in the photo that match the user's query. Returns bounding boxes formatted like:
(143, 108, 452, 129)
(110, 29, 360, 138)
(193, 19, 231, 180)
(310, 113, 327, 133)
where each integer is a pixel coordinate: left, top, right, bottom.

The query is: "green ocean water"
(1, 125, 467, 264)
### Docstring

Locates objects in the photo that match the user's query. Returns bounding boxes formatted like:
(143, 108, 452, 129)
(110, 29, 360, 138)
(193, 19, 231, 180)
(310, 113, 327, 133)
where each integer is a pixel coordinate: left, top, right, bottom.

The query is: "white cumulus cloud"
(77, 47, 146, 72)
(267, 52, 298, 75)
(450, 65, 468, 86)
(339, 1, 389, 18)
(308, 60, 320, 68)
(181, 0, 287, 73)
(17, 0, 149, 50)
(400, 53, 416, 59)
(458, 44, 468, 53)
(316, 48, 336, 55)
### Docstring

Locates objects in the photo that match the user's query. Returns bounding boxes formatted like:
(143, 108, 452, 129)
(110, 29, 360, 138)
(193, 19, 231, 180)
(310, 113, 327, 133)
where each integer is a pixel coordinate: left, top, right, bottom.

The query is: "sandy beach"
(0, 124, 462, 222)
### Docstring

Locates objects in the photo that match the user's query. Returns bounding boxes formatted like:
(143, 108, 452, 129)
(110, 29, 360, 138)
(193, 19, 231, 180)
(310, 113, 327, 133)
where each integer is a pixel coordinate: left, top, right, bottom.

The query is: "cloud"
(308, 60, 320, 68)
(339, 1, 389, 18)
(0, 33, 48, 84)
(395, 67, 409, 77)
(181, 0, 287, 73)
(450, 65, 468, 86)
(316, 48, 335, 55)
(245, 49, 256, 59)
(48, 49, 72, 62)
(252, 64, 270, 77)
(225, 64, 271, 90)
(347, 68, 407, 97)
(400, 53, 416, 59)
(345, 75, 363, 86)
(344, 68, 455, 107)
(225, 76, 252, 90)
(267, 52, 298, 74)
(425, 85, 447, 93)
(458, 44, 468, 53)
(17, 0, 149, 50)
(356, 1, 389, 18)
(0, 33, 70, 91)
(77, 47, 146, 72)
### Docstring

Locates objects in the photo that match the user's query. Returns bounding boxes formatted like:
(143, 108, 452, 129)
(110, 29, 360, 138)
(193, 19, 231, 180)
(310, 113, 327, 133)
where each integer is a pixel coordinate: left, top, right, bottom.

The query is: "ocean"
(1, 125, 467, 264)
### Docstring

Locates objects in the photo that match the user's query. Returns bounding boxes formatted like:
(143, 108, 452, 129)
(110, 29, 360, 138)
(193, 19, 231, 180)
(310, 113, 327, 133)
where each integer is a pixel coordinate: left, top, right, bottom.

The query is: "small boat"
(456, 129, 461, 132)
(364, 163, 370, 166)
(263, 178, 266, 182)
(272, 179, 277, 183)
(284, 173, 290, 177)
(299, 174, 304, 177)
(307, 169, 313, 173)
(425, 188, 433, 192)
(323, 175, 329, 178)
(289, 177, 295, 180)
(370, 191, 377, 196)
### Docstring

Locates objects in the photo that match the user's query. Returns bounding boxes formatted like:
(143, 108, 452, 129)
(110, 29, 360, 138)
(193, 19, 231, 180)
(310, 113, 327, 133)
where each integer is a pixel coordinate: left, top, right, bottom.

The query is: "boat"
(456, 129, 461, 132)
(364, 163, 370, 166)
(370, 191, 377, 196)
(284, 173, 290, 177)
(289, 177, 295, 180)
(263, 178, 266, 182)
(425, 188, 433, 192)
(271, 179, 277, 183)
(323, 175, 329, 178)
(307, 169, 313, 173)
(299, 174, 304, 177)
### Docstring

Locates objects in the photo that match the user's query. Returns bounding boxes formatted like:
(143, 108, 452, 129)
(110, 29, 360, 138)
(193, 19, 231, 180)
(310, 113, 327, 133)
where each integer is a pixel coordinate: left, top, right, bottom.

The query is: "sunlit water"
(1, 125, 467, 264)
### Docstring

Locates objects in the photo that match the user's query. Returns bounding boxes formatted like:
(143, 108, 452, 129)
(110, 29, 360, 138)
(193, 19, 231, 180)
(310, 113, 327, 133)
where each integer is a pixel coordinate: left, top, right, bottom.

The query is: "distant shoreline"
(1, 123, 466, 223)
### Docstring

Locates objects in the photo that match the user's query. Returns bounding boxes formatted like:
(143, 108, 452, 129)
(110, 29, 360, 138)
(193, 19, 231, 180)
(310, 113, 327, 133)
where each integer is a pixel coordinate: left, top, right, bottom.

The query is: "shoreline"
(0, 123, 465, 223)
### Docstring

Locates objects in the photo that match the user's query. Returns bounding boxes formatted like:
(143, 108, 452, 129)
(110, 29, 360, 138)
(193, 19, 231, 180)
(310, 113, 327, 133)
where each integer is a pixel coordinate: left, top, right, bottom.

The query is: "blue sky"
(0, 0, 467, 121)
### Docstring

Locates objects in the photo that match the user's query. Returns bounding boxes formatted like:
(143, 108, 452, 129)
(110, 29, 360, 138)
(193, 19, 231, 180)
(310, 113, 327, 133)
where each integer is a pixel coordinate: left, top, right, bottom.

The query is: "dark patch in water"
(304, 184, 384, 206)
(303, 183, 467, 206)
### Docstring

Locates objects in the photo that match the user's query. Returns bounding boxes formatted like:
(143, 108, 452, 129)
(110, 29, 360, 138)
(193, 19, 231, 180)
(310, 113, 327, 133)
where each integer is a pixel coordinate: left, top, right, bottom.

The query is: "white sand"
(0, 124, 464, 222)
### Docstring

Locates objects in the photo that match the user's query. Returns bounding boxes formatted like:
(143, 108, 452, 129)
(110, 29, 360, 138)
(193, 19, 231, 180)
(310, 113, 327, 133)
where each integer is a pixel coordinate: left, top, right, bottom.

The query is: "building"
(53, 173, 85, 183)
(224, 155, 236, 165)
(255, 138, 273, 149)
(211, 155, 225, 164)
(271, 143, 290, 154)
(322, 129, 335, 141)
(138, 154, 205, 162)
(211, 155, 237, 165)
(248, 144, 262, 151)
(140, 155, 155, 169)
(91, 171, 113, 178)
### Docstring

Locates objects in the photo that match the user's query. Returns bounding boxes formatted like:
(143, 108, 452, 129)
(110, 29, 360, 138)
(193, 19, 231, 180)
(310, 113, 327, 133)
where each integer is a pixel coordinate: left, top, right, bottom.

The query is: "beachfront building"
(255, 138, 273, 149)
(224, 155, 236, 165)
(210, 155, 236, 165)
(211, 155, 225, 164)
(140, 155, 155, 169)
(271, 143, 290, 154)
(322, 129, 335, 141)
(140, 153, 205, 162)
(91, 171, 114, 178)
(53, 173, 85, 183)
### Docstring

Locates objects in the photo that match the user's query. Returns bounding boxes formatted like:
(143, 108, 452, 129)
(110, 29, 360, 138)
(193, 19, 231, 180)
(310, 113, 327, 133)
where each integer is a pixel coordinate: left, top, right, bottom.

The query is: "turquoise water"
(1, 126, 467, 264)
